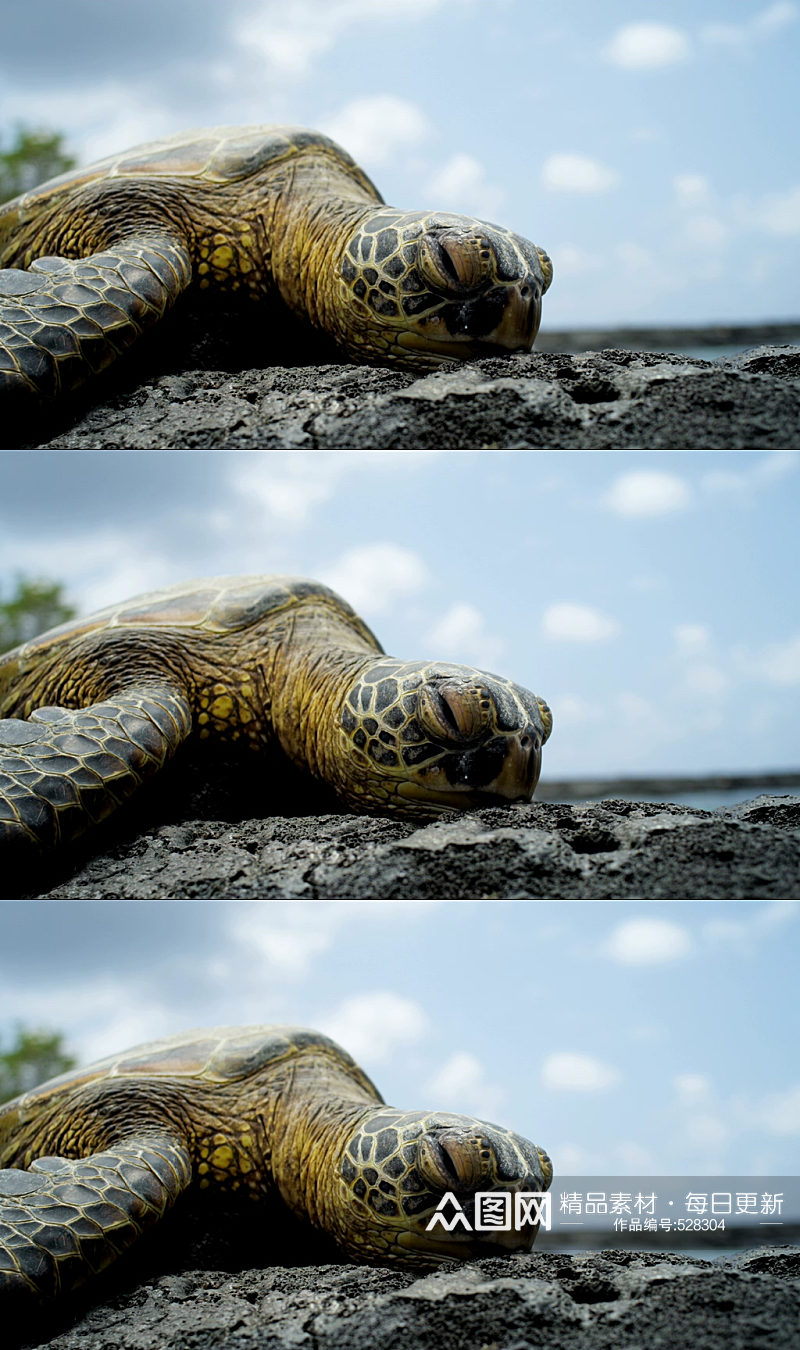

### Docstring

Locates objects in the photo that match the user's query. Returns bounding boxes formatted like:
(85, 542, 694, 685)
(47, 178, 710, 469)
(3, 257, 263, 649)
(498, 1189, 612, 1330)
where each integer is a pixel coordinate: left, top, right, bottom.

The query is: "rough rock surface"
(18, 1248, 800, 1350)
(20, 341, 800, 451)
(20, 793, 800, 901)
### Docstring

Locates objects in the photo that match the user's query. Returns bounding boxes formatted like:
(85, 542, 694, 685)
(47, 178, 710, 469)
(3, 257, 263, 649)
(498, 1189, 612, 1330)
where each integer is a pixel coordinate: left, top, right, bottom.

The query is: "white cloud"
(615, 1141, 655, 1171)
(603, 919, 694, 966)
(702, 902, 798, 949)
(615, 692, 659, 724)
(603, 470, 693, 517)
(426, 153, 505, 220)
(615, 242, 655, 273)
(4, 978, 174, 1067)
(701, 22, 748, 45)
(231, 456, 341, 525)
(320, 543, 429, 615)
(425, 1051, 506, 1119)
(758, 1085, 800, 1134)
(751, 185, 800, 237)
(675, 637, 726, 692)
(684, 663, 729, 696)
(322, 96, 430, 167)
(541, 603, 621, 643)
(754, 1, 800, 33)
(760, 636, 800, 685)
(425, 602, 505, 669)
(674, 624, 712, 655)
(753, 453, 800, 484)
(685, 1113, 729, 1147)
(234, 0, 470, 77)
(701, 452, 798, 497)
(702, 2, 798, 45)
(734, 1065, 800, 1138)
(78, 1006, 183, 1065)
(737, 634, 800, 686)
(683, 214, 729, 248)
(0, 80, 172, 167)
(542, 154, 619, 195)
(550, 244, 600, 277)
(630, 1024, 669, 1043)
(674, 174, 712, 207)
(232, 450, 437, 529)
(549, 1142, 594, 1172)
(604, 23, 691, 70)
(228, 906, 339, 977)
(548, 694, 592, 727)
(542, 1052, 621, 1093)
(0, 526, 175, 617)
(319, 991, 429, 1064)
(674, 1073, 712, 1103)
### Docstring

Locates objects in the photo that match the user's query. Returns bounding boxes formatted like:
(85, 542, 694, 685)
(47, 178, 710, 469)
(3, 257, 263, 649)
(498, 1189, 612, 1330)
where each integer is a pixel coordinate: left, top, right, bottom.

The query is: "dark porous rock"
(22, 793, 800, 900)
(18, 1248, 800, 1350)
(23, 341, 800, 450)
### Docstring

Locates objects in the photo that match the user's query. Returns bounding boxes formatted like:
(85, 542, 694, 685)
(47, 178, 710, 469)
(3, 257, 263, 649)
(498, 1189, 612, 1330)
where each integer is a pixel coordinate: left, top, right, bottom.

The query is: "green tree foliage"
(0, 575, 76, 651)
(0, 1026, 76, 1101)
(0, 126, 76, 203)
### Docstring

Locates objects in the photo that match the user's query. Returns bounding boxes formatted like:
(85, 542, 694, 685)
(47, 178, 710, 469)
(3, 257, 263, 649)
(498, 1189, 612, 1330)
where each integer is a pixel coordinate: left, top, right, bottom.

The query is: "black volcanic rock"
(19, 794, 800, 900)
(18, 1248, 800, 1350)
(20, 344, 800, 451)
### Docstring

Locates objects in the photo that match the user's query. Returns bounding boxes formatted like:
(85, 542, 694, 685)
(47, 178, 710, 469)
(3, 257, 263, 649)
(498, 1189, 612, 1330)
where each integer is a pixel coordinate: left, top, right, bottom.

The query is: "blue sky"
(1, 0, 799, 327)
(1, 900, 798, 1181)
(2, 450, 798, 780)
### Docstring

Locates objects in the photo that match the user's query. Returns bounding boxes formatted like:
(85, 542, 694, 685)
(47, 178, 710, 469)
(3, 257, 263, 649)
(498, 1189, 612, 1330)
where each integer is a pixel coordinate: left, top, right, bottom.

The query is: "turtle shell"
(1, 125, 381, 222)
(0, 1025, 370, 1126)
(1, 574, 381, 672)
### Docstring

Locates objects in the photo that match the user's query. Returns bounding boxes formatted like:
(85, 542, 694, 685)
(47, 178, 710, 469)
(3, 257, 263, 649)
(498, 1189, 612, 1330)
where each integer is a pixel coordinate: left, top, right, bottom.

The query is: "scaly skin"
(0, 125, 553, 408)
(0, 236, 191, 405)
(0, 686, 191, 857)
(0, 1026, 552, 1307)
(0, 1137, 191, 1308)
(0, 575, 552, 862)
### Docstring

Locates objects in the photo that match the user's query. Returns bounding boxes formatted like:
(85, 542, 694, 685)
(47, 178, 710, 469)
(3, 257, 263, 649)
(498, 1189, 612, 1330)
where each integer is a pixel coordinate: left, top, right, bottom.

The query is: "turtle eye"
(417, 682, 491, 744)
(417, 231, 492, 295)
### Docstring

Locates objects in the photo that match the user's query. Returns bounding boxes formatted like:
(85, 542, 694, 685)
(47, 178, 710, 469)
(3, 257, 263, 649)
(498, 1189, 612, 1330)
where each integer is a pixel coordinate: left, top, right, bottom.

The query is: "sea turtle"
(0, 1024, 553, 1308)
(0, 124, 553, 409)
(0, 573, 552, 862)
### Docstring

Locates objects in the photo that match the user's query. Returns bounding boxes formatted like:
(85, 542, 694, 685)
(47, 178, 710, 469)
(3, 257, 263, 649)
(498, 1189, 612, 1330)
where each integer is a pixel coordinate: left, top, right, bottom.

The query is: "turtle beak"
(485, 731, 542, 800)
(485, 283, 542, 352)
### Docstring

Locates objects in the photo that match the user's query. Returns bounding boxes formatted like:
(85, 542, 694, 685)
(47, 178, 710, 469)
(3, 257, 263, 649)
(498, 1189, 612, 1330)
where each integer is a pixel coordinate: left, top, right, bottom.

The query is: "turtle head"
(332, 658, 552, 818)
(334, 208, 552, 369)
(331, 1107, 552, 1267)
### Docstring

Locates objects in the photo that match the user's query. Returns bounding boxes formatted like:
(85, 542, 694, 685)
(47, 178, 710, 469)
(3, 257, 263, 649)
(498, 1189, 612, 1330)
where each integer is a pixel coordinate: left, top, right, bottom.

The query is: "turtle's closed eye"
(417, 682, 491, 743)
(418, 231, 493, 294)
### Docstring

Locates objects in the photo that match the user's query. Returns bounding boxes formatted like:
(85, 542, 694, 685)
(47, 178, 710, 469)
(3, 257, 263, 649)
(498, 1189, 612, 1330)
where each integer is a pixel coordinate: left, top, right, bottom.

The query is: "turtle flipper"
(0, 684, 191, 862)
(0, 1134, 191, 1308)
(0, 234, 191, 409)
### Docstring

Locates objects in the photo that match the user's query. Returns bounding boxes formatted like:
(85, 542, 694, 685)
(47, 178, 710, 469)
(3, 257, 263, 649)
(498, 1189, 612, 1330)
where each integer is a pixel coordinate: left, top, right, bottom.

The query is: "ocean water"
(611, 787, 797, 811)
(552, 788, 799, 811)
(676, 342, 800, 361)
